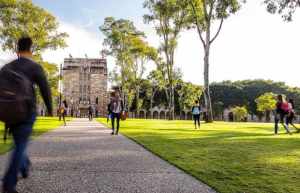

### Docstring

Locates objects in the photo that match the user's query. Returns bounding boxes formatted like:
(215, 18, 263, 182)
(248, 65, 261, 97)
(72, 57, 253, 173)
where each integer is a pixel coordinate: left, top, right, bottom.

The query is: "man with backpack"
(274, 95, 291, 135)
(0, 37, 52, 193)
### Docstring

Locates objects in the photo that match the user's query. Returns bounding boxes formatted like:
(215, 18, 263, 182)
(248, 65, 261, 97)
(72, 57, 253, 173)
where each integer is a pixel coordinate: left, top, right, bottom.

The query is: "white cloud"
(42, 22, 103, 64)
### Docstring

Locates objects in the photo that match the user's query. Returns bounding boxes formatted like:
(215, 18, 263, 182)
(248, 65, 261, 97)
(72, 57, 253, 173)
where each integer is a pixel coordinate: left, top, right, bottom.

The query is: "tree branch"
(189, 0, 206, 47)
(210, 17, 224, 44)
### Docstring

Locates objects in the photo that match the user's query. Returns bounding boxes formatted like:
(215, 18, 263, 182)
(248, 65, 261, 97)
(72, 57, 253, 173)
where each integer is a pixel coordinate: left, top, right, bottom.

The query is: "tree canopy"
(264, 0, 300, 21)
(0, 0, 68, 53)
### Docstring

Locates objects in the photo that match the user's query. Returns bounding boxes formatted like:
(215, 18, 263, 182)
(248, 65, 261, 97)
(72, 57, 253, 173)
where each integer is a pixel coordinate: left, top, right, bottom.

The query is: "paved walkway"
(0, 119, 216, 193)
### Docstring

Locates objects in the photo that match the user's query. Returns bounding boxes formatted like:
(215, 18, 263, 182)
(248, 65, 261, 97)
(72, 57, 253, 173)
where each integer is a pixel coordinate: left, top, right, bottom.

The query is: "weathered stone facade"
(63, 57, 108, 117)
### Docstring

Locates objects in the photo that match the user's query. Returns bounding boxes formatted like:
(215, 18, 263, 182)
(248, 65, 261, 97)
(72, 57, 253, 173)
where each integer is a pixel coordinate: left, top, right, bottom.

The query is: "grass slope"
(99, 118, 300, 193)
(0, 117, 71, 154)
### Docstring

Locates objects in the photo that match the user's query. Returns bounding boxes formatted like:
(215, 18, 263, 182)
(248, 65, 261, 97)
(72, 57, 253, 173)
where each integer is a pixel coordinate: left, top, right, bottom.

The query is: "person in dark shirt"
(274, 95, 291, 135)
(2, 37, 53, 193)
(88, 105, 93, 121)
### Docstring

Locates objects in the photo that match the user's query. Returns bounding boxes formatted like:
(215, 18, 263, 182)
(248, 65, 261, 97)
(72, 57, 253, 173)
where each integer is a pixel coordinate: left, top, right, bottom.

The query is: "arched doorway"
(153, 111, 159, 119)
(160, 111, 166, 119)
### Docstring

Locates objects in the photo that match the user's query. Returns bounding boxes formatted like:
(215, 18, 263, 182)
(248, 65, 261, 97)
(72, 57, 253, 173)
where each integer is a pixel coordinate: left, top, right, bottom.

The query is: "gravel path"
(0, 119, 216, 193)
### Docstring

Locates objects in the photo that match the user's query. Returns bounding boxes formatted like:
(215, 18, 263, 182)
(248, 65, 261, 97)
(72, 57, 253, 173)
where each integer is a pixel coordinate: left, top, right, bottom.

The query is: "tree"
(144, 0, 189, 120)
(264, 0, 300, 21)
(146, 70, 166, 117)
(0, 0, 68, 53)
(177, 81, 202, 118)
(129, 36, 158, 117)
(231, 106, 248, 122)
(255, 92, 277, 122)
(0, 0, 68, 112)
(100, 17, 142, 110)
(187, 0, 244, 122)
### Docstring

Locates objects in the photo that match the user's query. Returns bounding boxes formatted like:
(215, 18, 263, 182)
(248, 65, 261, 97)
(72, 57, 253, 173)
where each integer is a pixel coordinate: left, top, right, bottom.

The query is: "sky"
(1, 0, 300, 87)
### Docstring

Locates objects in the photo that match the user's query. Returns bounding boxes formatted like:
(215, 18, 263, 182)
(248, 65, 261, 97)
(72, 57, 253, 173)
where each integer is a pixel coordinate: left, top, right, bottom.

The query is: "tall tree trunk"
(150, 94, 154, 119)
(204, 40, 213, 123)
(136, 87, 140, 118)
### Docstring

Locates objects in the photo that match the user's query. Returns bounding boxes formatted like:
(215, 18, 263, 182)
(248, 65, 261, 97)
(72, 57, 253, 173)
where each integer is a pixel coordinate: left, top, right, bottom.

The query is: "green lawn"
(98, 118, 300, 193)
(0, 117, 71, 154)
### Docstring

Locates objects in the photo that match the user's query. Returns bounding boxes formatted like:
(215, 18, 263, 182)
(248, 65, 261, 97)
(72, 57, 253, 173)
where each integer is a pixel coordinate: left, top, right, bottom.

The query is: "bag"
(0, 69, 33, 124)
(121, 111, 127, 121)
(281, 102, 290, 113)
(60, 107, 65, 114)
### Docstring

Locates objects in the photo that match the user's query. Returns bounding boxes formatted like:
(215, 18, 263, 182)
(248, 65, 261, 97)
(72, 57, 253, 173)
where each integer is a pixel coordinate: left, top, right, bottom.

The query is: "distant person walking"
(0, 37, 52, 193)
(274, 95, 292, 135)
(59, 100, 67, 126)
(286, 99, 299, 132)
(192, 100, 201, 129)
(88, 105, 94, 121)
(109, 91, 124, 135)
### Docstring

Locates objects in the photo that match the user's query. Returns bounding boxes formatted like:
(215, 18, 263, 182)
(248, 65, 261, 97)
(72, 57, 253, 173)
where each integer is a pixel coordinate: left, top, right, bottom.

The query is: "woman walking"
(109, 91, 124, 135)
(286, 99, 299, 132)
(274, 95, 292, 135)
(192, 100, 201, 129)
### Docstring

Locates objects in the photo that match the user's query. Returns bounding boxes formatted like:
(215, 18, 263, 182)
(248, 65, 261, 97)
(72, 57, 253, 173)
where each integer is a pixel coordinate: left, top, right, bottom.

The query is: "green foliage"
(0, 0, 68, 53)
(210, 79, 300, 115)
(264, 0, 300, 21)
(177, 81, 202, 111)
(255, 92, 277, 113)
(231, 106, 248, 121)
(100, 17, 158, 112)
(98, 119, 300, 193)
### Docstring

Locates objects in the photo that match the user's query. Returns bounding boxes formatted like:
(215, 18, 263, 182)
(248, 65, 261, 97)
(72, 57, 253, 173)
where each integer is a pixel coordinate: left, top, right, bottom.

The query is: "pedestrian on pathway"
(88, 105, 94, 121)
(109, 91, 124, 135)
(192, 100, 201, 129)
(59, 100, 67, 126)
(1, 37, 53, 193)
(286, 98, 299, 132)
(274, 95, 292, 135)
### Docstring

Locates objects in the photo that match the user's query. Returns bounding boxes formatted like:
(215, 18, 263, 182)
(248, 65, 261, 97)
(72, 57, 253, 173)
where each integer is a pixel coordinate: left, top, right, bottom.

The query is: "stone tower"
(62, 57, 108, 117)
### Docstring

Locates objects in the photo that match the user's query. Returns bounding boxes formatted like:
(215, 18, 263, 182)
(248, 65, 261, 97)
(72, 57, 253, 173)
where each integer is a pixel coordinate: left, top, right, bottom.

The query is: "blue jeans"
(3, 114, 36, 190)
(111, 113, 121, 134)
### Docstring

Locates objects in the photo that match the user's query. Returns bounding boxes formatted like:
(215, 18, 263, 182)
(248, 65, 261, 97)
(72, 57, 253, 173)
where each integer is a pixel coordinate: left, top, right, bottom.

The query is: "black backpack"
(0, 68, 33, 125)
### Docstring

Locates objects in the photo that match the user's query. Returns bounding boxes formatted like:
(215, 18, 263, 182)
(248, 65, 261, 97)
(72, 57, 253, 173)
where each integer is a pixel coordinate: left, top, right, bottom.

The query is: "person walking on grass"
(109, 91, 124, 135)
(286, 99, 299, 132)
(1, 37, 52, 193)
(192, 100, 201, 129)
(274, 95, 292, 135)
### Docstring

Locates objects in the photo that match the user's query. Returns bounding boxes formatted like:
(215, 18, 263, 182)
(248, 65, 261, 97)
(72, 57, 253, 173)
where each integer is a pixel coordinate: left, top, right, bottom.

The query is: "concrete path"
(0, 119, 216, 193)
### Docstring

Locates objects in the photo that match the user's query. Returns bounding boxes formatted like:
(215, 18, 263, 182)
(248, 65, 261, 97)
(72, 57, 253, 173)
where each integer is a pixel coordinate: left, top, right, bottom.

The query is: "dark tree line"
(210, 79, 300, 118)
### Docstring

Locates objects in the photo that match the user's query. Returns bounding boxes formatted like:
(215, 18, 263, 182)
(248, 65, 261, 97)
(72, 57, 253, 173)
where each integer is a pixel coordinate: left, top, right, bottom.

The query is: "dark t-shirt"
(2, 57, 53, 115)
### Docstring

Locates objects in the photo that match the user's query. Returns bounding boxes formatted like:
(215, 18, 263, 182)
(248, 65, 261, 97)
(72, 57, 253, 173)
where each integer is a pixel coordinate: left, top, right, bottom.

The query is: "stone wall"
(62, 58, 108, 117)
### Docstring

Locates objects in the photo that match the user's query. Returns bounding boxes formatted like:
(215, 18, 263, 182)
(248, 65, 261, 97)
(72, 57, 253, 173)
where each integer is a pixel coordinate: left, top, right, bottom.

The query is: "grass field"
(0, 117, 71, 154)
(98, 118, 300, 193)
